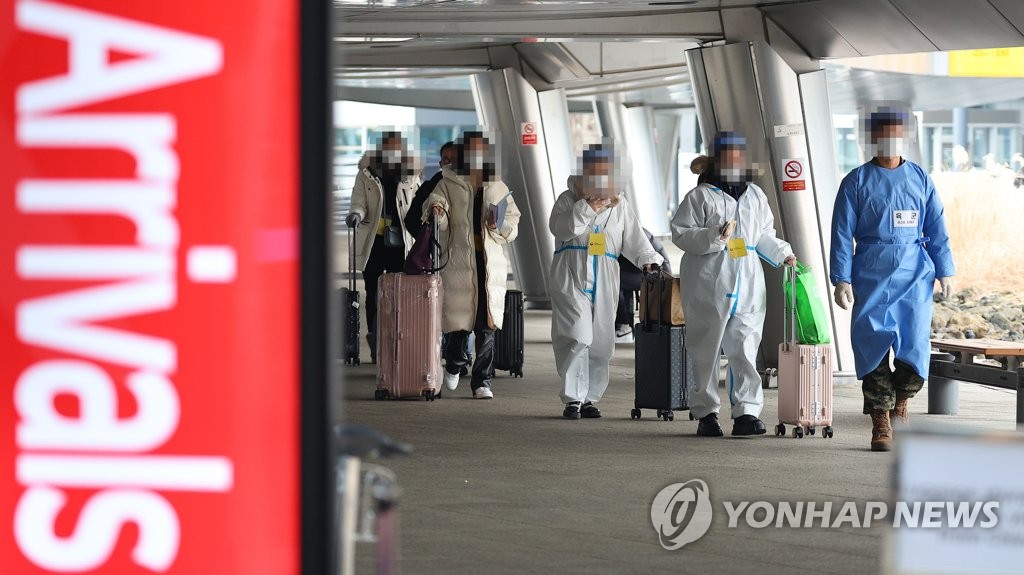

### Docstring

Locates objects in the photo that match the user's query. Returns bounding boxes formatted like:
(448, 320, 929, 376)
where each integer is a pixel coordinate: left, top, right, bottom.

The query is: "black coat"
(403, 170, 443, 237)
(618, 228, 671, 292)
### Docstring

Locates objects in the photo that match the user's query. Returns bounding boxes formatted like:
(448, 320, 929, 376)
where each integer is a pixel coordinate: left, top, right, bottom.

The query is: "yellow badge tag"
(377, 217, 391, 236)
(727, 237, 748, 259)
(588, 232, 606, 256)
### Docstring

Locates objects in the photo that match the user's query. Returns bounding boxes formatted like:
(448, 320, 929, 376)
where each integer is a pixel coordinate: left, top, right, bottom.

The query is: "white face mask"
(587, 174, 610, 190)
(382, 149, 402, 165)
(467, 152, 485, 170)
(876, 137, 904, 158)
(720, 167, 744, 184)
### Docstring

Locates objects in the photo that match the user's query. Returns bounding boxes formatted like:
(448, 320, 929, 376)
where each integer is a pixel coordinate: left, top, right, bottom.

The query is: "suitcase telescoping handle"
(642, 268, 665, 333)
(431, 214, 439, 275)
(348, 222, 356, 293)
(783, 265, 797, 351)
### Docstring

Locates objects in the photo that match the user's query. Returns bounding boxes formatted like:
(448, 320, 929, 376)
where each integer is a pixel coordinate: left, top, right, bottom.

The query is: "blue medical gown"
(830, 161, 955, 379)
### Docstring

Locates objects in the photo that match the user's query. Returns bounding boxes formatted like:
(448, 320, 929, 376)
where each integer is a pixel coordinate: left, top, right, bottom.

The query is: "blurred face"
(872, 123, 906, 158)
(464, 137, 488, 171)
(717, 148, 747, 184)
(380, 137, 403, 167)
(584, 160, 613, 198)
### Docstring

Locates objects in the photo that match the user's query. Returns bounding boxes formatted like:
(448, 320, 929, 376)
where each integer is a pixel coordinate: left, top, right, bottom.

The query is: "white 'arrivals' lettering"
(12, 0, 227, 571)
(16, 0, 222, 115)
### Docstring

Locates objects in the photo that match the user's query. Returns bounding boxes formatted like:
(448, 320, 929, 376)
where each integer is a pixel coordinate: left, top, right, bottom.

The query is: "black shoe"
(696, 413, 724, 437)
(580, 402, 602, 418)
(732, 414, 767, 436)
(563, 402, 581, 420)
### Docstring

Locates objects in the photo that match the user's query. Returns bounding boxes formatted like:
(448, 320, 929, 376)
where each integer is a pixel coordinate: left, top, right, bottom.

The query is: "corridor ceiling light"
(647, 1, 698, 4)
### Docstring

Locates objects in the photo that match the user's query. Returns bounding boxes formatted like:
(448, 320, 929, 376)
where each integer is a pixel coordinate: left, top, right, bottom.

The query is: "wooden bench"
(930, 338, 1024, 430)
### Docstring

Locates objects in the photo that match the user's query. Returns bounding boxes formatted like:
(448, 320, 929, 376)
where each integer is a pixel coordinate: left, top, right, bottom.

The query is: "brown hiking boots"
(870, 410, 893, 452)
(890, 394, 910, 426)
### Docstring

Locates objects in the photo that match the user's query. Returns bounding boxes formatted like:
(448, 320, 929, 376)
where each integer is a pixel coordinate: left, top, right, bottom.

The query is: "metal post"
(928, 353, 959, 415)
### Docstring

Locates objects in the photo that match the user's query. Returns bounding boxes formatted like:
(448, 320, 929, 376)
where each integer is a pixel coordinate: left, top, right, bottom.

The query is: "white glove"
(345, 213, 361, 228)
(938, 277, 954, 300)
(834, 282, 853, 310)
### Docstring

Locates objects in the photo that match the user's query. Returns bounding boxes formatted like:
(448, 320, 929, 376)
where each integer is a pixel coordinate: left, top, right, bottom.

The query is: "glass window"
(997, 127, 1015, 165)
(335, 128, 363, 150)
(835, 127, 859, 175)
(972, 127, 990, 166)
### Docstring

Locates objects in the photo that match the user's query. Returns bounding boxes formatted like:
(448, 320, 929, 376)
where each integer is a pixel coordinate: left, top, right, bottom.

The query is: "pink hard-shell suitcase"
(375, 273, 443, 400)
(374, 217, 443, 401)
(776, 266, 834, 439)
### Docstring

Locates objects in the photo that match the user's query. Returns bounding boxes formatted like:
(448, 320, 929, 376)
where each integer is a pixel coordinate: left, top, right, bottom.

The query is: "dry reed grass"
(930, 170, 1024, 294)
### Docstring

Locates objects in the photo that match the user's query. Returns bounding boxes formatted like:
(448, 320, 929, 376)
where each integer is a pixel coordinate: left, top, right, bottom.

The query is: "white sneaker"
(473, 387, 494, 399)
(615, 324, 632, 337)
(444, 371, 460, 391)
(616, 331, 634, 344)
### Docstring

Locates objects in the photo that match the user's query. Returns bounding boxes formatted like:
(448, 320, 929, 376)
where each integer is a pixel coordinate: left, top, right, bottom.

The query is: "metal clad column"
(471, 69, 564, 309)
(593, 99, 670, 234)
(799, 70, 854, 372)
(623, 105, 670, 234)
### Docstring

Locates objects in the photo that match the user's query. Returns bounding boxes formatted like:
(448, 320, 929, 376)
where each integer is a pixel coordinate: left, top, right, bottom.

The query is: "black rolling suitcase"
(493, 290, 524, 377)
(631, 271, 692, 421)
(340, 225, 360, 365)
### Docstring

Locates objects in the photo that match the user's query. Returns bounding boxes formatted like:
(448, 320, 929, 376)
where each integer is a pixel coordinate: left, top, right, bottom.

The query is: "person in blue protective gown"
(550, 142, 663, 420)
(671, 132, 796, 437)
(830, 106, 955, 452)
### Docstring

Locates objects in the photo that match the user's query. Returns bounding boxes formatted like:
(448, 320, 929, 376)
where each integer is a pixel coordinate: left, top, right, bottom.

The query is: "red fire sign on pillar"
(0, 1, 302, 573)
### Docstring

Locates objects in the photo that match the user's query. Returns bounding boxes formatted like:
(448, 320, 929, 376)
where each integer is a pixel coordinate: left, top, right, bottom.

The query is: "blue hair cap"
(713, 131, 746, 155)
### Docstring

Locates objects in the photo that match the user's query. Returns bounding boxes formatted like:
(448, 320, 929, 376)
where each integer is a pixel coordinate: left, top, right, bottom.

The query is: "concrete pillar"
(952, 107, 968, 170)
(471, 69, 574, 309)
(952, 107, 968, 148)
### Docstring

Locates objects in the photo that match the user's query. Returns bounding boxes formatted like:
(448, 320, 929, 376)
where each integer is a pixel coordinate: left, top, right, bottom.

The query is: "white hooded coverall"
(550, 179, 662, 405)
(670, 183, 793, 419)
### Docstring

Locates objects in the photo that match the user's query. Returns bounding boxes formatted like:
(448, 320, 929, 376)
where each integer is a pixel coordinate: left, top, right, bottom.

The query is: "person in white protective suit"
(670, 132, 796, 437)
(550, 142, 664, 420)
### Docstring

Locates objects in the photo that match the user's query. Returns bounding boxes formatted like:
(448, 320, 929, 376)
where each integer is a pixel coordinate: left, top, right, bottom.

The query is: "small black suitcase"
(493, 290, 524, 377)
(340, 226, 360, 365)
(631, 271, 691, 421)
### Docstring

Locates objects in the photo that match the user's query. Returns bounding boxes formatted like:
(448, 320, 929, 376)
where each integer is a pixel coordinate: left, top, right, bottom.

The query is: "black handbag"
(382, 223, 403, 248)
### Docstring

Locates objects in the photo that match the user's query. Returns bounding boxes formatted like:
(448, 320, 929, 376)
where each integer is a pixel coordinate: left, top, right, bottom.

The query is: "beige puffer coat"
(348, 153, 422, 271)
(424, 167, 521, 332)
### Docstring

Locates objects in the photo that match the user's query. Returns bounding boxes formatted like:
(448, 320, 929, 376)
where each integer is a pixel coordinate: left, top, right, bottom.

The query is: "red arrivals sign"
(1, 0, 302, 572)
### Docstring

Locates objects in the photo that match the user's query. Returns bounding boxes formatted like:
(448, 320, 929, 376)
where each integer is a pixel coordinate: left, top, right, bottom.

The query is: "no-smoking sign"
(521, 122, 538, 146)
(781, 157, 806, 191)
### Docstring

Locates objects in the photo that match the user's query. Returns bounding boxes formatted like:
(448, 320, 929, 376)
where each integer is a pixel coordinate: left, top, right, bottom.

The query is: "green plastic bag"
(784, 262, 831, 345)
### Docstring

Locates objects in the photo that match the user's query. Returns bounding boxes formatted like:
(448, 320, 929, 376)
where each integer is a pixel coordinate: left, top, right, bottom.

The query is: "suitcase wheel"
(823, 426, 834, 439)
(808, 426, 816, 436)
(775, 424, 785, 436)
(422, 389, 436, 402)
(374, 389, 390, 400)
(688, 412, 695, 421)
(792, 426, 804, 439)
(630, 408, 641, 420)
(657, 410, 673, 422)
